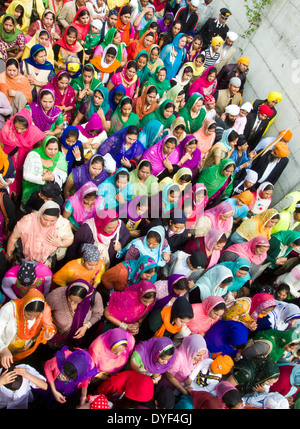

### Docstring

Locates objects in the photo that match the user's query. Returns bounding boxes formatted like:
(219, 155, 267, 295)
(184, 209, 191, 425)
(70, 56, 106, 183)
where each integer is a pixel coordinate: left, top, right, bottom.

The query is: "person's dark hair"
(68, 285, 88, 300)
(120, 97, 133, 108)
(208, 122, 217, 130)
(223, 162, 235, 171)
(107, 46, 117, 56)
(164, 136, 177, 146)
(83, 191, 97, 199)
(40, 182, 61, 199)
(164, 102, 175, 112)
(292, 238, 300, 246)
(217, 233, 227, 244)
(220, 277, 233, 286)
(271, 214, 280, 220)
(3, 15, 15, 25)
(171, 20, 182, 30)
(263, 184, 274, 191)
(115, 170, 129, 181)
(222, 389, 242, 409)
(186, 138, 197, 147)
(15, 4, 24, 26)
(195, 53, 205, 63)
(177, 89, 185, 97)
(159, 346, 175, 359)
(127, 60, 138, 71)
(228, 129, 239, 142)
(63, 362, 78, 381)
(143, 266, 156, 275)
(4, 365, 23, 391)
(57, 71, 69, 81)
(149, 21, 158, 31)
(127, 125, 139, 136)
(173, 277, 189, 291)
(66, 128, 79, 140)
(168, 183, 181, 195)
(77, 9, 89, 18)
(6, 58, 19, 69)
(174, 124, 186, 132)
(142, 291, 156, 300)
(40, 89, 54, 100)
(137, 52, 148, 61)
(25, 300, 45, 313)
(183, 65, 193, 74)
(147, 230, 161, 244)
(13, 115, 28, 128)
(179, 174, 192, 183)
(66, 25, 77, 37)
(212, 302, 226, 312)
(207, 66, 217, 76)
(82, 63, 94, 74)
(146, 85, 158, 96)
(276, 283, 290, 295)
(91, 154, 104, 166)
(138, 160, 151, 171)
(45, 137, 58, 147)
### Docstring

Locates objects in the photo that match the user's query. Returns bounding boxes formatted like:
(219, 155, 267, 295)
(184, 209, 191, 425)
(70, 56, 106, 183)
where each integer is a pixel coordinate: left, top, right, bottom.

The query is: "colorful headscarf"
(134, 337, 176, 374)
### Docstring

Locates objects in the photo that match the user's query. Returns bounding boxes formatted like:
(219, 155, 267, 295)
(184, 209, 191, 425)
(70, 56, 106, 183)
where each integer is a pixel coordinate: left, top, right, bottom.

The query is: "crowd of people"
(0, 0, 298, 412)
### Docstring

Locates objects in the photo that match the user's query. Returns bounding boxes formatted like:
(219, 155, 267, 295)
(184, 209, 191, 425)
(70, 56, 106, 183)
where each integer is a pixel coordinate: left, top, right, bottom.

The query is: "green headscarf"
(197, 158, 236, 198)
(70, 63, 103, 114)
(0, 14, 22, 44)
(135, 50, 150, 85)
(108, 95, 140, 136)
(253, 329, 300, 363)
(178, 92, 206, 134)
(267, 230, 300, 268)
(100, 28, 126, 62)
(140, 98, 176, 129)
(144, 65, 171, 98)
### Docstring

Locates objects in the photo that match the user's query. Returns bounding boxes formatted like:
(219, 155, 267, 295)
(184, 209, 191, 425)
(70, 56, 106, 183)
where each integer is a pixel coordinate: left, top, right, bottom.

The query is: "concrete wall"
(208, 0, 300, 203)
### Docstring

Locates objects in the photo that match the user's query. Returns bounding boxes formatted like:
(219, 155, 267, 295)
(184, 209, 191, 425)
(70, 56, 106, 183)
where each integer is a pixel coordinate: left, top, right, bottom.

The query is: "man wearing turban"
(216, 55, 250, 94)
(214, 76, 242, 116)
(251, 91, 283, 135)
(243, 103, 274, 151)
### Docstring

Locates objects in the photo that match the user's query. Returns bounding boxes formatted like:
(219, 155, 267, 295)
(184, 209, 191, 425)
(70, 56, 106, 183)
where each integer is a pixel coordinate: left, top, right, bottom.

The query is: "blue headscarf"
(159, 32, 187, 80)
(98, 167, 134, 209)
(88, 86, 110, 118)
(24, 44, 54, 71)
(220, 257, 251, 292)
(204, 320, 249, 357)
(60, 125, 83, 174)
(108, 84, 126, 112)
(138, 119, 163, 149)
(122, 254, 158, 285)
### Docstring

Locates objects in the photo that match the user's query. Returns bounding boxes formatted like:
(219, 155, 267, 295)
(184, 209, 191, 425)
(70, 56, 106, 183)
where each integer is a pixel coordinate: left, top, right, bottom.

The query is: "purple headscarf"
(29, 88, 61, 132)
(72, 153, 108, 190)
(134, 337, 176, 374)
(157, 12, 174, 33)
(178, 135, 201, 170)
(76, 112, 104, 139)
(152, 274, 188, 311)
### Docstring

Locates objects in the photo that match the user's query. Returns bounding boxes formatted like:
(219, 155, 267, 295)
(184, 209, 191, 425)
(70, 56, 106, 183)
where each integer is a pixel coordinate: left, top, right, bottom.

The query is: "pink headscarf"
(94, 208, 119, 243)
(65, 181, 104, 225)
(167, 334, 208, 383)
(225, 236, 270, 265)
(250, 293, 277, 319)
(215, 381, 240, 409)
(107, 280, 157, 324)
(204, 228, 226, 268)
(203, 202, 234, 233)
(187, 296, 225, 334)
(141, 135, 180, 176)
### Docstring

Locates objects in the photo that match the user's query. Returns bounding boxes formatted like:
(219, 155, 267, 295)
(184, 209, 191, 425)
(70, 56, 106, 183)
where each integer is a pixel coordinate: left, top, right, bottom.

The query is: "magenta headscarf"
(107, 280, 157, 324)
(134, 337, 176, 374)
(204, 228, 225, 268)
(65, 181, 104, 225)
(141, 135, 180, 176)
(250, 293, 277, 319)
(203, 202, 234, 233)
(188, 296, 225, 334)
(225, 236, 270, 265)
(178, 135, 201, 170)
(167, 334, 208, 382)
(88, 328, 135, 373)
(188, 65, 218, 97)
(76, 112, 104, 139)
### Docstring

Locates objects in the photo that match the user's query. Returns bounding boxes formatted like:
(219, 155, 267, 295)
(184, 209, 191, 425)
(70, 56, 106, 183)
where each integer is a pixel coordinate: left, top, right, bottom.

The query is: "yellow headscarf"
(236, 208, 279, 241)
(21, 29, 54, 65)
(3, 1, 28, 33)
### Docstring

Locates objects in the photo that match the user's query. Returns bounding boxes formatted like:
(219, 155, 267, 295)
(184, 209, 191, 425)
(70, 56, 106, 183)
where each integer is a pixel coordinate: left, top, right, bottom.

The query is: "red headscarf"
(54, 25, 83, 53)
(72, 6, 91, 41)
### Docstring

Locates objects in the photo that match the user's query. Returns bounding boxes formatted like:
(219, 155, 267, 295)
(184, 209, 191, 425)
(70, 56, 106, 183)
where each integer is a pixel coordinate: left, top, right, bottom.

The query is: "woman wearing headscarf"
(177, 135, 201, 181)
(3, 1, 27, 34)
(147, 44, 164, 74)
(220, 257, 251, 293)
(88, 328, 135, 381)
(231, 208, 280, 244)
(127, 29, 155, 61)
(159, 83, 185, 114)
(104, 280, 157, 335)
(143, 65, 171, 99)
(196, 158, 236, 205)
(108, 96, 140, 137)
(27, 9, 61, 45)
(264, 231, 300, 271)
(188, 65, 218, 97)
(166, 334, 208, 395)
(129, 160, 159, 198)
(22, 135, 68, 204)
(257, 300, 300, 332)
(98, 125, 144, 170)
(101, 255, 158, 292)
(76, 114, 107, 161)
(52, 243, 105, 289)
(138, 120, 164, 150)
(220, 236, 270, 267)
(184, 53, 206, 84)
(204, 129, 239, 169)
(90, 44, 122, 86)
(44, 70, 76, 124)
(248, 182, 274, 216)
(138, 296, 193, 341)
(0, 14, 25, 62)
(187, 296, 226, 336)
(140, 98, 176, 130)
(170, 65, 193, 100)
(178, 92, 206, 134)
(94, 27, 127, 66)
(132, 84, 158, 121)
(0, 289, 56, 368)
(184, 229, 227, 270)
(66, 208, 130, 269)
(193, 118, 217, 166)
(107, 61, 140, 99)
(152, 274, 189, 312)
(0, 108, 45, 196)
(108, 84, 127, 114)
(158, 167, 192, 194)
(194, 202, 234, 239)
(189, 265, 233, 304)
(146, 182, 181, 221)
(226, 356, 280, 396)
(72, 6, 91, 43)
(63, 181, 105, 230)
(59, 125, 84, 175)
(52, 25, 84, 73)
(270, 362, 300, 405)
(70, 63, 102, 116)
(115, 5, 135, 45)
(98, 167, 134, 210)
(159, 33, 187, 80)
(141, 135, 179, 177)
(223, 292, 277, 331)
(6, 201, 73, 268)
(46, 279, 103, 350)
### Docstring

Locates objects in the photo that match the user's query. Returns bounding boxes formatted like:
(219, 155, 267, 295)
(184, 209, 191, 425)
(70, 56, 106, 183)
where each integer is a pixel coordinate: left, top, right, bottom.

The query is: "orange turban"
(233, 190, 254, 205)
(237, 56, 250, 66)
(278, 129, 293, 141)
(211, 355, 234, 375)
(274, 141, 290, 158)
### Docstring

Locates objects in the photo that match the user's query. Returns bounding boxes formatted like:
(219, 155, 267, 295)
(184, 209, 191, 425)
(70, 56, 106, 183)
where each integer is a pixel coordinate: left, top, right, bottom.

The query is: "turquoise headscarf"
(88, 86, 110, 118)
(161, 182, 181, 215)
(220, 257, 251, 292)
(98, 167, 134, 209)
(138, 119, 163, 149)
(122, 254, 158, 284)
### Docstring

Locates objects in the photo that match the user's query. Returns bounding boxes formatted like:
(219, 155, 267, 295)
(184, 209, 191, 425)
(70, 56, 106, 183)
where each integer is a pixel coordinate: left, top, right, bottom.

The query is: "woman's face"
(261, 189, 273, 199)
(66, 31, 77, 45)
(3, 19, 14, 33)
(222, 166, 234, 177)
(163, 141, 176, 156)
(193, 350, 207, 363)
(140, 294, 155, 307)
(79, 13, 90, 25)
(34, 50, 47, 65)
(89, 161, 103, 178)
(14, 7, 23, 19)
(45, 142, 58, 158)
(146, 236, 159, 250)
(183, 71, 193, 81)
(116, 176, 128, 190)
(172, 23, 181, 36)
(158, 69, 166, 81)
(276, 290, 289, 301)
(195, 56, 204, 68)
(68, 294, 83, 312)
(185, 142, 197, 155)
(113, 31, 121, 44)
(265, 218, 279, 228)
(140, 270, 154, 281)
(146, 91, 157, 105)
(229, 137, 239, 148)
(82, 259, 98, 270)
(121, 13, 131, 25)
(38, 33, 49, 47)
(174, 317, 190, 328)
(93, 90, 104, 106)
(57, 76, 69, 90)
(157, 354, 173, 365)
(105, 52, 116, 64)
(121, 102, 132, 117)
(24, 310, 41, 320)
(83, 195, 97, 209)
(65, 134, 78, 146)
(219, 212, 233, 221)
(172, 127, 184, 139)
(209, 308, 224, 320)
(213, 240, 226, 251)
(207, 72, 216, 82)
(112, 344, 126, 356)
(125, 133, 138, 146)
(6, 64, 19, 79)
(178, 36, 187, 49)
(43, 12, 54, 27)
(14, 120, 27, 134)
(83, 70, 93, 84)
(126, 66, 136, 80)
(192, 38, 202, 50)
(164, 106, 174, 119)
(169, 221, 185, 234)
(103, 219, 119, 234)
(192, 99, 204, 113)
(143, 35, 154, 48)
(264, 377, 279, 386)
(114, 93, 124, 105)
(138, 165, 151, 182)
(150, 49, 159, 62)
(254, 245, 269, 256)
(136, 56, 147, 70)
(40, 214, 57, 228)
(235, 269, 249, 278)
